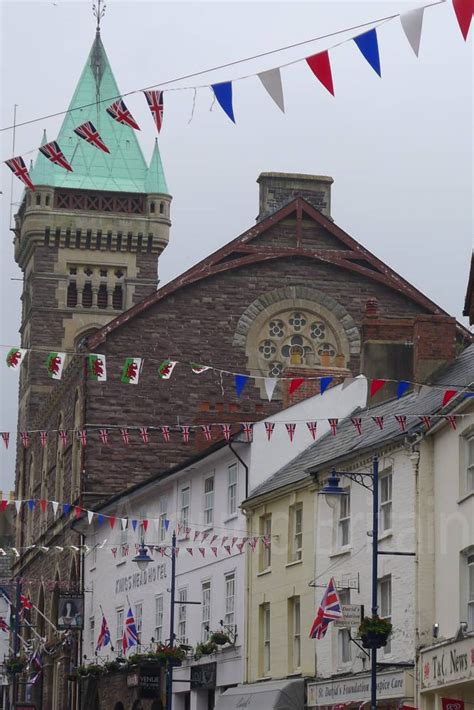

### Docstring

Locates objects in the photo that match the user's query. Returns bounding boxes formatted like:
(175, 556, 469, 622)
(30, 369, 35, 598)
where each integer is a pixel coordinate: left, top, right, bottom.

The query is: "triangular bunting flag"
(0, 500, 8, 513)
(211, 82, 236, 123)
(445, 415, 457, 430)
(109, 516, 116, 530)
(265, 422, 275, 441)
(241, 422, 253, 442)
(121, 518, 128, 531)
(373, 416, 384, 430)
(198, 547, 206, 558)
(139, 427, 150, 444)
(106, 98, 140, 130)
(201, 425, 212, 442)
(143, 90, 164, 133)
(397, 381, 410, 399)
(285, 423, 296, 442)
(186, 548, 193, 557)
(452, 0, 473, 40)
(351, 417, 363, 435)
(15, 500, 22, 514)
(5, 157, 35, 190)
(97, 514, 104, 526)
(289, 378, 304, 395)
(328, 418, 338, 435)
(132, 520, 138, 532)
(20, 432, 30, 448)
(181, 425, 190, 443)
(63, 503, 71, 515)
(51, 501, 59, 516)
(400, 7, 425, 56)
(307, 421, 317, 440)
(221, 424, 231, 441)
(441, 389, 457, 407)
(39, 141, 73, 172)
(420, 416, 432, 430)
(1, 433, 9, 449)
(121, 428, 130, 445)
(87, 510, 94, 524)
(39, 500, 47, 513)
(306, 50, 335, 95)
(353, 28, 381, 76)
(320, 377, 333, 395)
(143, 520, 148, 532)
(27, 499, 35, 512)
(161, 426, 170, 442)
(73, 121, 110, 153)
(258, 68, 285, 111)
(370, 379, 386, 398)
(264, 378, 278, 402)
(235, 374, 249, 398)
(211, 547, 218, 557)
(395, 415, 407, 432)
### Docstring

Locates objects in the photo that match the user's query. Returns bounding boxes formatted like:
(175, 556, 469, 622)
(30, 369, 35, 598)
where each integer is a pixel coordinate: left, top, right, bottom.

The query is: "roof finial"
(92, 0, 106, 33)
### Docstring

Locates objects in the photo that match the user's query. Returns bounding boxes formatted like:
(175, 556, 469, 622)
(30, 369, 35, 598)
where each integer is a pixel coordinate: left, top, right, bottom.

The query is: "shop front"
(307, 669, 415, 709)
(419, 633, 474, 710)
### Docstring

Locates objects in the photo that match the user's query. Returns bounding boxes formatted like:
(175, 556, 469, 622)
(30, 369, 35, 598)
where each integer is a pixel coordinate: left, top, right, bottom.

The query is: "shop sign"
(127, 673, 139, 688)
(115, 563, 167, 594)
(333, 604, 364, 628)
(307, 670, 413, 707)
(191, 662, 217, 690)
(420, 636, 474, 690)
(139, 666, 161, 698)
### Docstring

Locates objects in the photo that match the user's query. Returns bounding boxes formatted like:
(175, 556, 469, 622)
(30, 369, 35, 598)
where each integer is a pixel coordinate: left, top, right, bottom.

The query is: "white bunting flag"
(121, 518, 128, 530)
(52, 501, 59, 516)
(400, 7, 424, 57)
(87, 510, 94, 524)
(264, 378, 278, 402)
(15, 500, 22, 514)
(258, 68, 285, 112)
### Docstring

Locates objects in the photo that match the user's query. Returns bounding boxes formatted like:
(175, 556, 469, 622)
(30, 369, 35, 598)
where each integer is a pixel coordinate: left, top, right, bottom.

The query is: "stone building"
(10, 24, 472, 710)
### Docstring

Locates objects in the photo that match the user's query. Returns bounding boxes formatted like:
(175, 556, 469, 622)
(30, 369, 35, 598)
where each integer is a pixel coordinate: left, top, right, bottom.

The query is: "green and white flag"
(158, 360, 177, 380)
(87, 354, 107, 381)
(121, 357, 143, 384)
(190, 363, 210, 374)
(6, 348, 26, 369)
(46, 352, 66, 380)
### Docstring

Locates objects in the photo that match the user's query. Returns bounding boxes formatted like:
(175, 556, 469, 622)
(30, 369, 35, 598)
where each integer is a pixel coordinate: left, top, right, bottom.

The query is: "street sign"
(333, 603, 363, 627)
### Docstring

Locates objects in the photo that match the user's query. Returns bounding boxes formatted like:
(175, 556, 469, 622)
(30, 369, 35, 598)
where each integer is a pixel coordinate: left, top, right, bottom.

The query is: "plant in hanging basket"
(358, 616, 392, 649)
(76, 663, 105, 678)
(5, 656, 26, 675)
(194, 641, 218, 659)
(154, 643, 187, 666)
(209, 631, 231, 646)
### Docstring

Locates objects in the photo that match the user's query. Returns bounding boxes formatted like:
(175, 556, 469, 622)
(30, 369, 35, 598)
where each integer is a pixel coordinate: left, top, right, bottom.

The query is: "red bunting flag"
(453, 0, 473, 40)
(73, 121, 110, 153)
(74, 506, 82, 519)
(221, 536, 228, 547)
(370, 379, 386, 398)
(186, 548, 194, 557)
(20, 432, 30, 448)
(249, 538, 258, 551)
(351, 417, 363, 435)
(198, 547, 206, 558)
(161, 426, 170, 442)
(328, 419, 338, 436)
(99, 429, 109, 446)
(40, 431, 47, 448)
(143, 520, 148, 532)
(307, 422, 317, 440)
(120, 428, 130, 445)
(78, 430, 87, 447)
(143, 90, 164, 133)
(395, 415, 407, 432)
(106, 99, 140, 130)
(211, 547, 218, 557)
(201, 532, 209, 542)
(224, 545, 232, 555)
(139, 427, 149, 444)
(5, 156, 35, 190)
(373, 416, 384, 430)
(441, 389, 457, 407)
(184, 528, 191, 539)
(286, 423, 296, 442)
(39, 140, 73, 172)
(0, 500, 9, 513)
(237, 542, 245, 553)
(231, 537, 238, 547)
(420, 416, 432, 430)
(445, 415, 457, 430)
(210, 535, 219, 545)
(289, 378, 304, 395)
(265, 422, 275, 441)
(241, 422, 253, 442)
(39, 500, 47, 513)
(59, 430, 68, 447)
(221, 424, 231, 441)
(109, 516, 116, 529)
(181, 425, 190, 443)
(201, 425, 212, 442)
(306, 51, 335, 95)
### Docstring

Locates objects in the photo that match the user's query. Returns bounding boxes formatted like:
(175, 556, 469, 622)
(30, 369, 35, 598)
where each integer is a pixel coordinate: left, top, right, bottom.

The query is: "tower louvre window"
(82, 282, 93, 308)
(159, 202, 164, 214)
(150, 202, 155, 213)
(97, 284, 108, 309)
(67, 281, 78, 308)
(112, 284, 123, 310)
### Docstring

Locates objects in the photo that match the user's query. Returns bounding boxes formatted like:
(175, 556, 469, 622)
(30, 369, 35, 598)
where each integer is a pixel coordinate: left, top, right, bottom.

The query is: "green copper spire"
(29, 32, 168, 195)
(145, 139, 168, 194)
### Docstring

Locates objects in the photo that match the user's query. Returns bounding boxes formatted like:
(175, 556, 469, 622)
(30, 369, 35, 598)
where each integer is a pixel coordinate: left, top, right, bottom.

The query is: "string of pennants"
(0, 412, 471, 452)
(4, 348, 473, 406)
(4, 0, 472, 189)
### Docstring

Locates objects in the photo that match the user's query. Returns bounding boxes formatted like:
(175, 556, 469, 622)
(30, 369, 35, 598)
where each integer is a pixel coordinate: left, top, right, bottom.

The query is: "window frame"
(262, 603, 271, 675)
(289, 596, 301, 671)
(89, 616, 95, 659)
(201, 580, 211, 641)
(134, 602, 143, 647)
(338, 489, 351, 548)
(155, 594, 164, 642)
(177, 588, 187, 644)
(466, 434, 474, 495)
(180, 485, 190, 529)
(227, 463, 238, 517)
(379, 470, 393, 533)
(158, 497, 168, 543)
(115, 607, 124, 655)
(260, 514, 272, 571)
(224, 572, 235, 630)
(379, 576, 392, 655)
(289, 503, 303, 562)
(203, 475, 214, 527)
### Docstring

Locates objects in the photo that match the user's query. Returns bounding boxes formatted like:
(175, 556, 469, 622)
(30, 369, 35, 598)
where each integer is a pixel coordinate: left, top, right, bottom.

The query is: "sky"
(0, 0, 472, 487)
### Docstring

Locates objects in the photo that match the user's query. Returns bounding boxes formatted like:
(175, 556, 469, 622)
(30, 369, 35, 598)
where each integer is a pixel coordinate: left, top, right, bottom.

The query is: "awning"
(216, 678, 304, 710)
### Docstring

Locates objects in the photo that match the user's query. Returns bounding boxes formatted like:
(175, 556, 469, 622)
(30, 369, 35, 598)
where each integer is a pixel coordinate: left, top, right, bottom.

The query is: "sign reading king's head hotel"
(420, 636, 474, 691)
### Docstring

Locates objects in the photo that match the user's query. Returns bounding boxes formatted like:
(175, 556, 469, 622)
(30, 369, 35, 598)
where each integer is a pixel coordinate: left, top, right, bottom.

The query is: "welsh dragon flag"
(6, 348, 26, 369)
(158, 360, 177, 379)
(87, 354, 107, 381)
(121, 357, 142, 384)
(46, 352, 66, 380)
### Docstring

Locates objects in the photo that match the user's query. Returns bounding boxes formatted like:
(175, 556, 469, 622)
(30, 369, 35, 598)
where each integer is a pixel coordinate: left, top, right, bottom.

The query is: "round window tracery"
(268, 320, 285, 338)
(259, 340, 277, 360)
(288, 312, 306, 331)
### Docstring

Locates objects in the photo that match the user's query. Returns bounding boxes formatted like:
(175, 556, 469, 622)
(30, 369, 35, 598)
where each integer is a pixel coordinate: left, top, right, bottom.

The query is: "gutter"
(227, 441, 249, 499)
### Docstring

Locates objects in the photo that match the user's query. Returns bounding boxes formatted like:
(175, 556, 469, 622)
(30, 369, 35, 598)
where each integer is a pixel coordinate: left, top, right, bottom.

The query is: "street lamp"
(319, 454, 379, 710)
(132, 543, 154, 572)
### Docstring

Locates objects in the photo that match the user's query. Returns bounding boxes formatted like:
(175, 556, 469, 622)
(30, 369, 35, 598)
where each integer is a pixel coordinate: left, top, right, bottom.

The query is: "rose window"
(268, 361, 283, 377)
(281, 335, 312, 361)
(317, 342, 336, 357)
(288, 312, 306, 331)
(259, 340, 277, 360)
(310, 322, 326, 340)
(268, 319, 285, 338)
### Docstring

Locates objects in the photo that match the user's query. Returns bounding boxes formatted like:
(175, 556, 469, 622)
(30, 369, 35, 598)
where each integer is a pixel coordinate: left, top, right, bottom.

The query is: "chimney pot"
(257, 172, 333, 221)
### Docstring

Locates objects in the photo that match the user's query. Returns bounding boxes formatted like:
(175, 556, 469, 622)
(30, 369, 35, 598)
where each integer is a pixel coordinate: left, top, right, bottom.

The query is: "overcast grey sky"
(0, 0, 472, 486)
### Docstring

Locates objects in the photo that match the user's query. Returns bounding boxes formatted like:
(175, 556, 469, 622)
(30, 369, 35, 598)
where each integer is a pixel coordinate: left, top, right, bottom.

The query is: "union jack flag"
(39, 140, 73, 172)
(201, 425, 212, 442)
(73, 121, 110, 153)
(139, 427, 149, 444)
(372, 416, 384, 431)
(248, 537, 258, 551)
(420, 416, 432, 430)
(161, 426, 170, 442)
(20, 432, 30, 448)
(96, 614, 111, 651)
(445, 415, 457, 430)
(328, 419, 338, 436)
(143, 89, 164, 133)
(120, 428, 129, 445)
(0, 616, 9, 632)
(307, 421, 317, 440)
(241, 422, 253, 442)
(99, 429, 109, 446)
(40, 431, 47, 448)
(5, 156, 35, 190)
(19, 594, 33, 613)
(395, 415, 407, 432)
(309, 577, 343, 639)
(198, 547, 206, 557)
(265, 422, 275, 441)
(351, 417, 363, 435)
(285, 423, 296, 442)
(1, 433, 9, 449)
(181, 425, 190, 443)
(77, 430, 87, 447)
(221, 424, 231, 441)
(106, 99, 140, 131)
(59, 430, 68, 447)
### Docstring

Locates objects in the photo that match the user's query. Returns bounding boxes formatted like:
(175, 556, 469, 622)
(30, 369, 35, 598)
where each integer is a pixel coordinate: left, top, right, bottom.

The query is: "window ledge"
(329, 547, 352, 559)
(457, 491, 474, 505)
(285, 559, 303, 569)
(223, 514, 239, 524)
(116, 559, 126, 567)
(378, 530, 393, 542)
(89, 565, 96, 573)
(257, 568, 272, 577)
(287, 671, 302, 677)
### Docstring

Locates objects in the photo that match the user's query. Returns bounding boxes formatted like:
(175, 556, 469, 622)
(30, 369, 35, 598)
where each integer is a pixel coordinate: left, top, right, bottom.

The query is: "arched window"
(82, 282, 93, 308)
(112, 284, 123, 310)
(45, 195, 50, 206)
(159, 202, 165, 214)
(36, 194, 41, 206)
(97, 283, 108, 309)
(71, 392, 82, 501)
(67, 281, 77, 307)
(114, 704, 125, 710)
(150, 202, 155, 214)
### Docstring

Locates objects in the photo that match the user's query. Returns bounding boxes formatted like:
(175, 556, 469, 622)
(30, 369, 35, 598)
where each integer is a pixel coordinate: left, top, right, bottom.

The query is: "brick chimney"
(257, 172, 333, 221)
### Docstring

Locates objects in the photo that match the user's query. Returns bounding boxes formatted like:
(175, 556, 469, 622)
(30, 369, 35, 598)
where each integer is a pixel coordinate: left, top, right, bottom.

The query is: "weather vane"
(92, 0, 106, 31)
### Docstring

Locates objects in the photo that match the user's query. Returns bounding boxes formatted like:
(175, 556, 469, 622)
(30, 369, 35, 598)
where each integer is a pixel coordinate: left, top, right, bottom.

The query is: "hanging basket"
(360, 631, 390, 649)
(358, 616, 392, 649)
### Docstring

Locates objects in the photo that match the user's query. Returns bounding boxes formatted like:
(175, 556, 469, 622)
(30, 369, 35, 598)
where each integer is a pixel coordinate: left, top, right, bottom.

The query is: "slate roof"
(246, 344, 474, 502)
(29, 31, 168, 195)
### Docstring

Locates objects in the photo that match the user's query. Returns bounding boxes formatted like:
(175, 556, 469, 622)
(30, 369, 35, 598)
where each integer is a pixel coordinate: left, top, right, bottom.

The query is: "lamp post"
(319, 454, 379, 710)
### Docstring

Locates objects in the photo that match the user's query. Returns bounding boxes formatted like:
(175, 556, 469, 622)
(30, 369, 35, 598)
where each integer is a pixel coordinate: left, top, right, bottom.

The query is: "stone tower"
(13, 29, 171, 425)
